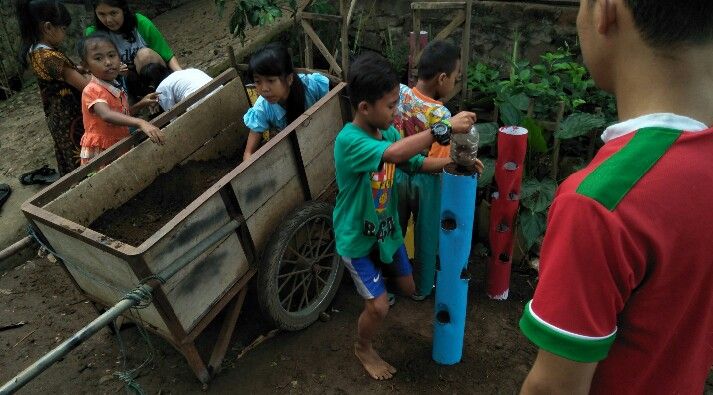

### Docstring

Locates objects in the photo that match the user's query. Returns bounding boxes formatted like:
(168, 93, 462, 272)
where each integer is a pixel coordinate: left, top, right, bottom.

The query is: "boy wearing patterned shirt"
(393, 40, 466, 300)
(334, 52, 479, 381)
(519, 0, 713, 394)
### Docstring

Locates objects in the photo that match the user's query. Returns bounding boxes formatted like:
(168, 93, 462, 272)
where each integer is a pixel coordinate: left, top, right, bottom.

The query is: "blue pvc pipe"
(433, 168, 477, 365)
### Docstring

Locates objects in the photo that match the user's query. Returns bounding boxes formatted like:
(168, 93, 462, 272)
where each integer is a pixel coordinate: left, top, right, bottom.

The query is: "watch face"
(433, 122, 447, 135)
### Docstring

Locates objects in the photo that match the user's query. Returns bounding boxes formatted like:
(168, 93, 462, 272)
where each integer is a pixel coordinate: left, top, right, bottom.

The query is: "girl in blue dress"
(242, 42, 330, 161)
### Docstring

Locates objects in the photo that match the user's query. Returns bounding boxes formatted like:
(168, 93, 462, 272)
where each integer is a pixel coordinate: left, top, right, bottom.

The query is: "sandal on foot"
(19, 165, 59, 185)
(387, 292, 396, 306)
(410, 293, 428, 301)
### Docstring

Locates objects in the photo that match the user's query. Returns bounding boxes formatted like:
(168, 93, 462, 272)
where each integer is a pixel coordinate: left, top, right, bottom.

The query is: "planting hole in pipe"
(504, 162, 518, 171)
(460, 268, 471, 280)
(499, 253, 510, 262)
(441, 212, 457, 231)
(436, 309, 451, 324)
(508, 192, 520, 200)
(496, 223, 509, 232)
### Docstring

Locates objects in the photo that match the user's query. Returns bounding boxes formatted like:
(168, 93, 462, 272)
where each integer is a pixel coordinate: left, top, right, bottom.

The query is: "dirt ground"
(0, 256, 541, 394)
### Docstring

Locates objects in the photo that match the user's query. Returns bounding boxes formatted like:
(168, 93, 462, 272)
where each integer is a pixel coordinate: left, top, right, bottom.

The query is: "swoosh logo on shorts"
(373, 274, 380, 283)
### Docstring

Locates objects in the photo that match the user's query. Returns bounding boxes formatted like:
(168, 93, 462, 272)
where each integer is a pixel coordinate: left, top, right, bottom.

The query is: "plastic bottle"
(450, 124, 480, 169)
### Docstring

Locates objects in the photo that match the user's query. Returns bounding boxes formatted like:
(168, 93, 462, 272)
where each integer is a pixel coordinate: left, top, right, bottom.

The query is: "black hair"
(590, 0, 713, 48)
(248, 42, 307, 125)
(15, 0, 72, 68)
(76, 31, 118, 62)
(348, 51, 399, 108)
(417, 40, 460, 80)
(92, 0, 137, 42)
(140, 62, 172, 91)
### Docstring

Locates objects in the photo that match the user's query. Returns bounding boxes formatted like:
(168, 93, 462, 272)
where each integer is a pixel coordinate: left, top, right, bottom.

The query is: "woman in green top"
(85, 0, 181, 97)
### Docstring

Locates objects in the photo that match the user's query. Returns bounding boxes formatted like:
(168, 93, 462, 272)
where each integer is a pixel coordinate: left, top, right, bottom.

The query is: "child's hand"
(474, 158, 485, 174)
(119, 63, 129, 76)
(137, 92, 160, 109)
(139, 120, 165, 145)
(450, 111, 477, 134)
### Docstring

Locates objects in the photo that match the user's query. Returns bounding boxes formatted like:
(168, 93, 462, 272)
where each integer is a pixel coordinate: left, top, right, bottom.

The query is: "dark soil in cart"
(90, 156, 240, 246)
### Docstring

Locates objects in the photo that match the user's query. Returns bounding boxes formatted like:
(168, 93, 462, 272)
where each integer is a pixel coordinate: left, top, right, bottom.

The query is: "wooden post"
(550, 101, 566, 181)
(412, 8, 422, 62)
(435, 10, 466, 41)
(304, 29, 314, 69)
(207, 286, 249, 373)
(301, 19, 342, 76)
(409, 1, 472, 108)
(460, 0, 473, 110)
(341, 0, 356, 79)
(227, 45, 239, 71)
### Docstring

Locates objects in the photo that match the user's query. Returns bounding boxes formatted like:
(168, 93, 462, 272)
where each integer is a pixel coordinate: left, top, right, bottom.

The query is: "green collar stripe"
(519, 301, 616, 362)
(576, 127, 682, 210)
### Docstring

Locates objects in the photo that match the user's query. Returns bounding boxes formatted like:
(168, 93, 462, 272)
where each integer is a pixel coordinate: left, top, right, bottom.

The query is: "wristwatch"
(431, 120, 452, 146)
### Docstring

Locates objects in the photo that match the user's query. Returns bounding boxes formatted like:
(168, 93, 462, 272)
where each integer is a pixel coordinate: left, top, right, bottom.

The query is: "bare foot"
(354, 342, 397, 380)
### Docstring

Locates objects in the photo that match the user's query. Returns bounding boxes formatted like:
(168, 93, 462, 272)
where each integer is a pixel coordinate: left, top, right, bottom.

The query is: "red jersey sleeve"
(519, 192, 647, 362)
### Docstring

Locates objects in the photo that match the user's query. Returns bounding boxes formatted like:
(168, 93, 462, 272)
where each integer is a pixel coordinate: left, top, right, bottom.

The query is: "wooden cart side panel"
(295, 96, 341, 197)
(162, 232, 250, 331)
(35, 223, 137, 290)
(44, 77, 248, 227)
(231, 88, 344, 220)
(305, 140, 337, 198)
(294, 95, 342, 166)
(242, 139, 336, 252)
(34, 223, 170, 335)
(231, 141, 300, 220)
(186, 122, 247, 163)
(245, 177, 305, 252)
(143, 194, 229, 275)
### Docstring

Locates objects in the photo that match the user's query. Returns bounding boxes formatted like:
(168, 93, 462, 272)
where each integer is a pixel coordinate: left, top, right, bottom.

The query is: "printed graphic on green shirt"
(364, 162, 396, 242)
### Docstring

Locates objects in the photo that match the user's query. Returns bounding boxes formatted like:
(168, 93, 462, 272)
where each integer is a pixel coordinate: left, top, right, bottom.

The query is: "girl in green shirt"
(86, 0, 181, 97)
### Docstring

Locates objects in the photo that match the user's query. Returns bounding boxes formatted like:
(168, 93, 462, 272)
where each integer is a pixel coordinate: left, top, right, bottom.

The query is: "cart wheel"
(257, 201, 343, 330)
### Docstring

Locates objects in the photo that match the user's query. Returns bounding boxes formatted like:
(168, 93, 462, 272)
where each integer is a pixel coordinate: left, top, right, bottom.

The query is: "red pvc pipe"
(487, 126, 528, 300)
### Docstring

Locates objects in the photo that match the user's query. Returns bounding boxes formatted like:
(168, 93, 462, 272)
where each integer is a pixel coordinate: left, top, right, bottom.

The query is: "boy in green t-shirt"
(333, 52, 481, 381)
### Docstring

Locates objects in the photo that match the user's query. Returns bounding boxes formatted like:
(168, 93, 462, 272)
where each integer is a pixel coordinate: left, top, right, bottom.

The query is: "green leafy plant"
(476, 122, 498, 146)
(518, 208, 547, 252)
(477, 157, 496, 188)
(215, 0, 297, 42)
(466, 42, 619, 256)
(307, 0, 335, 14)
(519, 177, 557, 250)
(556, 112, 607, 139)
(383, 28, 409, 76)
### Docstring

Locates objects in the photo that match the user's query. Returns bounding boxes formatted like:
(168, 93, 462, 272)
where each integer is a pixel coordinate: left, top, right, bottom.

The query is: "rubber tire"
(257, 201, 344, 331)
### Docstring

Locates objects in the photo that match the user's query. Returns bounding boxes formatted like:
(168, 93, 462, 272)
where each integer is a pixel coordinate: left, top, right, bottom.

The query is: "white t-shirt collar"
(601, 113, 709, 143)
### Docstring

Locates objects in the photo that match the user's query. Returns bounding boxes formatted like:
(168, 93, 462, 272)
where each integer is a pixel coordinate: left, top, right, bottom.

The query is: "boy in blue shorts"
(333, 52, 481, 381)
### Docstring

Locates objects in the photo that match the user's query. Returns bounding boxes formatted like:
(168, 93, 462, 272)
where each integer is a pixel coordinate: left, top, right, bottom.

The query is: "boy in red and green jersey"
(519, 0, 713, 394)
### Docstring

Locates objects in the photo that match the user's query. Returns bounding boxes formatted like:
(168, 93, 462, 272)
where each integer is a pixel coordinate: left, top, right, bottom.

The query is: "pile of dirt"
(91, 156, 240, 246)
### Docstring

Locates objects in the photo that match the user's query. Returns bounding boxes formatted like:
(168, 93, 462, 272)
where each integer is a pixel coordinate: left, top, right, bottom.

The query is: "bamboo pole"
(0, 237, 34, 263)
